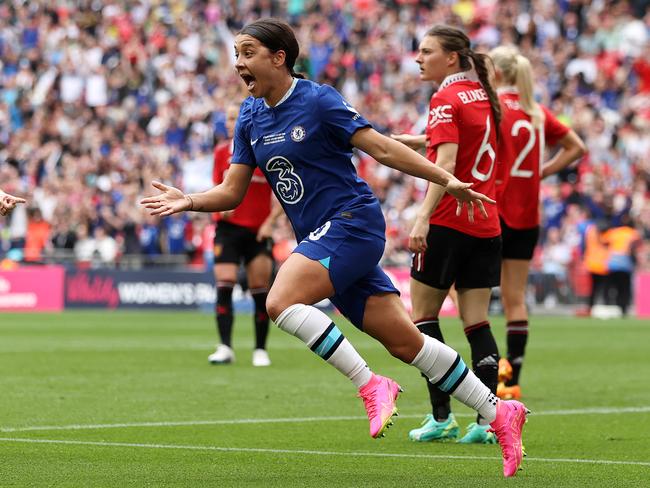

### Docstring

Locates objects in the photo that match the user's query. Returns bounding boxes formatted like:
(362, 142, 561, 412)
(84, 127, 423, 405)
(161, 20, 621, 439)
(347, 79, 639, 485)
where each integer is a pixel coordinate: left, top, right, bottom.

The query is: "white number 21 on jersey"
(510, 119, 544, 179)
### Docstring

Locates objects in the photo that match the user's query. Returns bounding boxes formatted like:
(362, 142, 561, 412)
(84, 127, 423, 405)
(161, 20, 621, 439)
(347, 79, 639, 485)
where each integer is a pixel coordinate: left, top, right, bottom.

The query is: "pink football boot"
(490, 400, 530, 477)
(357, 374, 403, 438)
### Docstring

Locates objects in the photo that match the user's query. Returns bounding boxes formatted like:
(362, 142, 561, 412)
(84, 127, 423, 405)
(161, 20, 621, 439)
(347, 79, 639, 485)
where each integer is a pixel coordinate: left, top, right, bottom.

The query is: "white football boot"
(252, 349, 271, 367)
(208, 344, 235, 364)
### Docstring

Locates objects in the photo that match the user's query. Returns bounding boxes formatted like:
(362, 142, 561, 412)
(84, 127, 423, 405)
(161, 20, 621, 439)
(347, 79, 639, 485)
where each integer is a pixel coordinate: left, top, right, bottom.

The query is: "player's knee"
(266, 292, 290, 322)
(265, 297, 280, 322)
(502, 289, 524, 309)
(386, 341, 419, 364)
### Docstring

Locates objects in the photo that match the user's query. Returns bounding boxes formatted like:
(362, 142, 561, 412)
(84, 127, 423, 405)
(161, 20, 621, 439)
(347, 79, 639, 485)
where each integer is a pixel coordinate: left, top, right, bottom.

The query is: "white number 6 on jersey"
(471, 115, 497, 182)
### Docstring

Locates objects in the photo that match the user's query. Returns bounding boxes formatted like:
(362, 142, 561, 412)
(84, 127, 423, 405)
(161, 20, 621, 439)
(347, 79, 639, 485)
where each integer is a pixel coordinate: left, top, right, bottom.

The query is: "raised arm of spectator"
(141, 164, 253, 217)
(541, 130, 587, 178)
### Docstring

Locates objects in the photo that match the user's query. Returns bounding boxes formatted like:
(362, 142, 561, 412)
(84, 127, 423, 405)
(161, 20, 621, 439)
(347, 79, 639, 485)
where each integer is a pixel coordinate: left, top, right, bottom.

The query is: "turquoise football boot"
(458, 422, 497, 444)
(408, 413, 459, 442)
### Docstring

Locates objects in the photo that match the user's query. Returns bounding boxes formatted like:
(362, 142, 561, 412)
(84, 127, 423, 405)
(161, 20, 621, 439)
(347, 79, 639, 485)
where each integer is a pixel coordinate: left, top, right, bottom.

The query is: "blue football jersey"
(231, 79, 384, 241)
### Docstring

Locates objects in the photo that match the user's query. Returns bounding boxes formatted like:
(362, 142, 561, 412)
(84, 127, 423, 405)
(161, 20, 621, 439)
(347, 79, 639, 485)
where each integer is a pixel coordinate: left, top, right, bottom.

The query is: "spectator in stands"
(50, 217, 77, 252)
(161, 213, 190, 255)
(93, 225, 118, 266)
(73, 223, 95, 264)
(583, 219, 611, 312)
(603, 215, 642, 316)
(23, 207, 50, 262)
(139, 215, 162, 258)
(0, 0, 646, 297)
(541, 227, 573, 301)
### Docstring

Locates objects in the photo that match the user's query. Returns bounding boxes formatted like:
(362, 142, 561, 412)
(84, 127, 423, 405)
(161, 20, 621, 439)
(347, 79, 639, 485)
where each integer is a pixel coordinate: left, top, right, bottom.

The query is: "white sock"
(275, 304, 372, 388)
(411, 335, 498, 422)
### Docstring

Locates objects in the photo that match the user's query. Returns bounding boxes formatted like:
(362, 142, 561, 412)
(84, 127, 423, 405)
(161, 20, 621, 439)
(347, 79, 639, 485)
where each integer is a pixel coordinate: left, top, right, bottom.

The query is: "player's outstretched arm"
(353, 128, 453, 186)
(390, 133, 427, 150)
(0, 189, 27, 216)
(351, 128, 494, 217)
(141, 164, 254, 216)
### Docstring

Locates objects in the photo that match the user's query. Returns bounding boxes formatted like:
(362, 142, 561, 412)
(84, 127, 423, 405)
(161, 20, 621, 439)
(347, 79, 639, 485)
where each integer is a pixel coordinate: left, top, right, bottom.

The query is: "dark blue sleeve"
(317, 84, 372, 147)
(230, 98, 256, 167)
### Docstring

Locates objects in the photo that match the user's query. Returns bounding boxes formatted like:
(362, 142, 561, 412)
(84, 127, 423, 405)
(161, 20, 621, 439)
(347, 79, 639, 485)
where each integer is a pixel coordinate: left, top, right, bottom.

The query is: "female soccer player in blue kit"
(141, 18, 528, 477)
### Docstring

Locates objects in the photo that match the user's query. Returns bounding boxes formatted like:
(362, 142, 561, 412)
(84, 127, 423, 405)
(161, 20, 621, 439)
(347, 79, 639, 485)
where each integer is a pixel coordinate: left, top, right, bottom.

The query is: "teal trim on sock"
(313, 326, 342, 358)
(439, 358, 468, 392)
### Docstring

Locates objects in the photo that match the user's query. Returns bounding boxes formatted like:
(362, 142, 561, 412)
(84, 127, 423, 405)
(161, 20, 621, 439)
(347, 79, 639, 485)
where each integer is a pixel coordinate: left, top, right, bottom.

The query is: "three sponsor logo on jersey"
(250, 126, 307, 205)
(266, 156, 304, 205)
(252, 94, 361, 205)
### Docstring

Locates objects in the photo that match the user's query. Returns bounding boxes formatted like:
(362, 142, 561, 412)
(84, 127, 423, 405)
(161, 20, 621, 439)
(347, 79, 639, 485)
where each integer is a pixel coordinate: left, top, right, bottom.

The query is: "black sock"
(251, 289, 269, 350)
(216, 285, 234, 347)
(416, 317, 451, 421)
(465, 321, 499, 424)
(506, 320, 528, 386)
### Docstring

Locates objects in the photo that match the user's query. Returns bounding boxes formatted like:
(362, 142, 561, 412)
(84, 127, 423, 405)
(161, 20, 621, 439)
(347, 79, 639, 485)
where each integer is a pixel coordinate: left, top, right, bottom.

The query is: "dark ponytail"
(425, 25, 501, 130)
(290, 69, 306, 79)
(467, 51, 501, 130)
(240, 18, 305, 79)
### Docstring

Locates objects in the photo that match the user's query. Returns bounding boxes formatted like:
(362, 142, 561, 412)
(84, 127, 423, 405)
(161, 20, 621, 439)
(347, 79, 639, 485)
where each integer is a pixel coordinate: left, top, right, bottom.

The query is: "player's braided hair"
(425, 25, 501, 131)
(240, 18, 305, 79)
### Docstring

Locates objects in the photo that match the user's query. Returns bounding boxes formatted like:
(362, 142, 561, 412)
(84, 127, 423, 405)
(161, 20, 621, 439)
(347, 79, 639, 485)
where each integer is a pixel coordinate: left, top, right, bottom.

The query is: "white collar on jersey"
(439, 71, 468, 90)
(497, 85, 518, 95)
(440, 69, 485, 90)
(264, 77, 299, 108)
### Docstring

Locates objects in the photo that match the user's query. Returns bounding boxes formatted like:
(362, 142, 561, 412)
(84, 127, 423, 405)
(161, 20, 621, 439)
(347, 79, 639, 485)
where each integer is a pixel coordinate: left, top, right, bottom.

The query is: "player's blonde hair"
(490, 46, 543, 129)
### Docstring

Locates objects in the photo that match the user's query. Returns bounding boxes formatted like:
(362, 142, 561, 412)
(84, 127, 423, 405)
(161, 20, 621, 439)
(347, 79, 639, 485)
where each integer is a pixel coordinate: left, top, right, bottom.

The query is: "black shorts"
(213, 221, 273, 265)
(411, 224, 501, 290)
(500, 218, 539, 260)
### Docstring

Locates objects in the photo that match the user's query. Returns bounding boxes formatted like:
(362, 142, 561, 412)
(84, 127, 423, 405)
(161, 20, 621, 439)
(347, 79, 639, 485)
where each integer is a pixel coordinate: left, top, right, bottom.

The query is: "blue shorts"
(294, 216, 399, 329)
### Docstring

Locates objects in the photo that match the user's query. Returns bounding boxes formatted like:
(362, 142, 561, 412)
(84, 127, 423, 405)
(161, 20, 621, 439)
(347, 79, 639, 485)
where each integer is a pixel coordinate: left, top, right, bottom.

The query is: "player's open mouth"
(241, 74, 256, 91)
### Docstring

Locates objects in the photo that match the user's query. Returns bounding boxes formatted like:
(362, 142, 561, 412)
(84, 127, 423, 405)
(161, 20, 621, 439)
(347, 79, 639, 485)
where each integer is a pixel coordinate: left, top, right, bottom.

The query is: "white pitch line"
(0, 437, 648, 468)
(0, 416, 364, 433)
(1, 406, 649, 434)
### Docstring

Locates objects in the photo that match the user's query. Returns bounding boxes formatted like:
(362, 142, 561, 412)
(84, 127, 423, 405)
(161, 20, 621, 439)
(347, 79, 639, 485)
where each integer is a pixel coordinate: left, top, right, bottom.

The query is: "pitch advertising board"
(0, 266, 65, 311)
(65, 269, 215, 310)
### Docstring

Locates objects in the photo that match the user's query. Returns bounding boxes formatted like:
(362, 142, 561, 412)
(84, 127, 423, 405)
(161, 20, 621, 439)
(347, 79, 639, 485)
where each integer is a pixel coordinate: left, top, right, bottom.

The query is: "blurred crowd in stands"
(1, 0, 649, 301)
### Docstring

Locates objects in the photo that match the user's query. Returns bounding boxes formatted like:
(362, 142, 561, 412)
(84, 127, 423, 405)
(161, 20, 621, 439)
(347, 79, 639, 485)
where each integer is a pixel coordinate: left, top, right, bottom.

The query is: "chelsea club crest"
(290, 125, 306, 142)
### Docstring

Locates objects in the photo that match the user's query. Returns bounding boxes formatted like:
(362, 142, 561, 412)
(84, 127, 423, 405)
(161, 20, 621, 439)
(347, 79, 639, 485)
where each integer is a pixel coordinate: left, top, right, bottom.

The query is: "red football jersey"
(425, 73, 500, 238)
(495, 90, 569, 229)
(213, 140, 272, 231)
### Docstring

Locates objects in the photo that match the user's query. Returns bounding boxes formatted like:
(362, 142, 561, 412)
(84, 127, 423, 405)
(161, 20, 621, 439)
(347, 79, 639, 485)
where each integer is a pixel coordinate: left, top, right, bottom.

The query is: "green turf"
(1, 311, 649, 487)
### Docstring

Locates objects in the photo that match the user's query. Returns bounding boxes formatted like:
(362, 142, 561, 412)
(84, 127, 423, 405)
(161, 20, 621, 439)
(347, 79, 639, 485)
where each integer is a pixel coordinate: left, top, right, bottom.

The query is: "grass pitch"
(1, 311, 649, 487)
